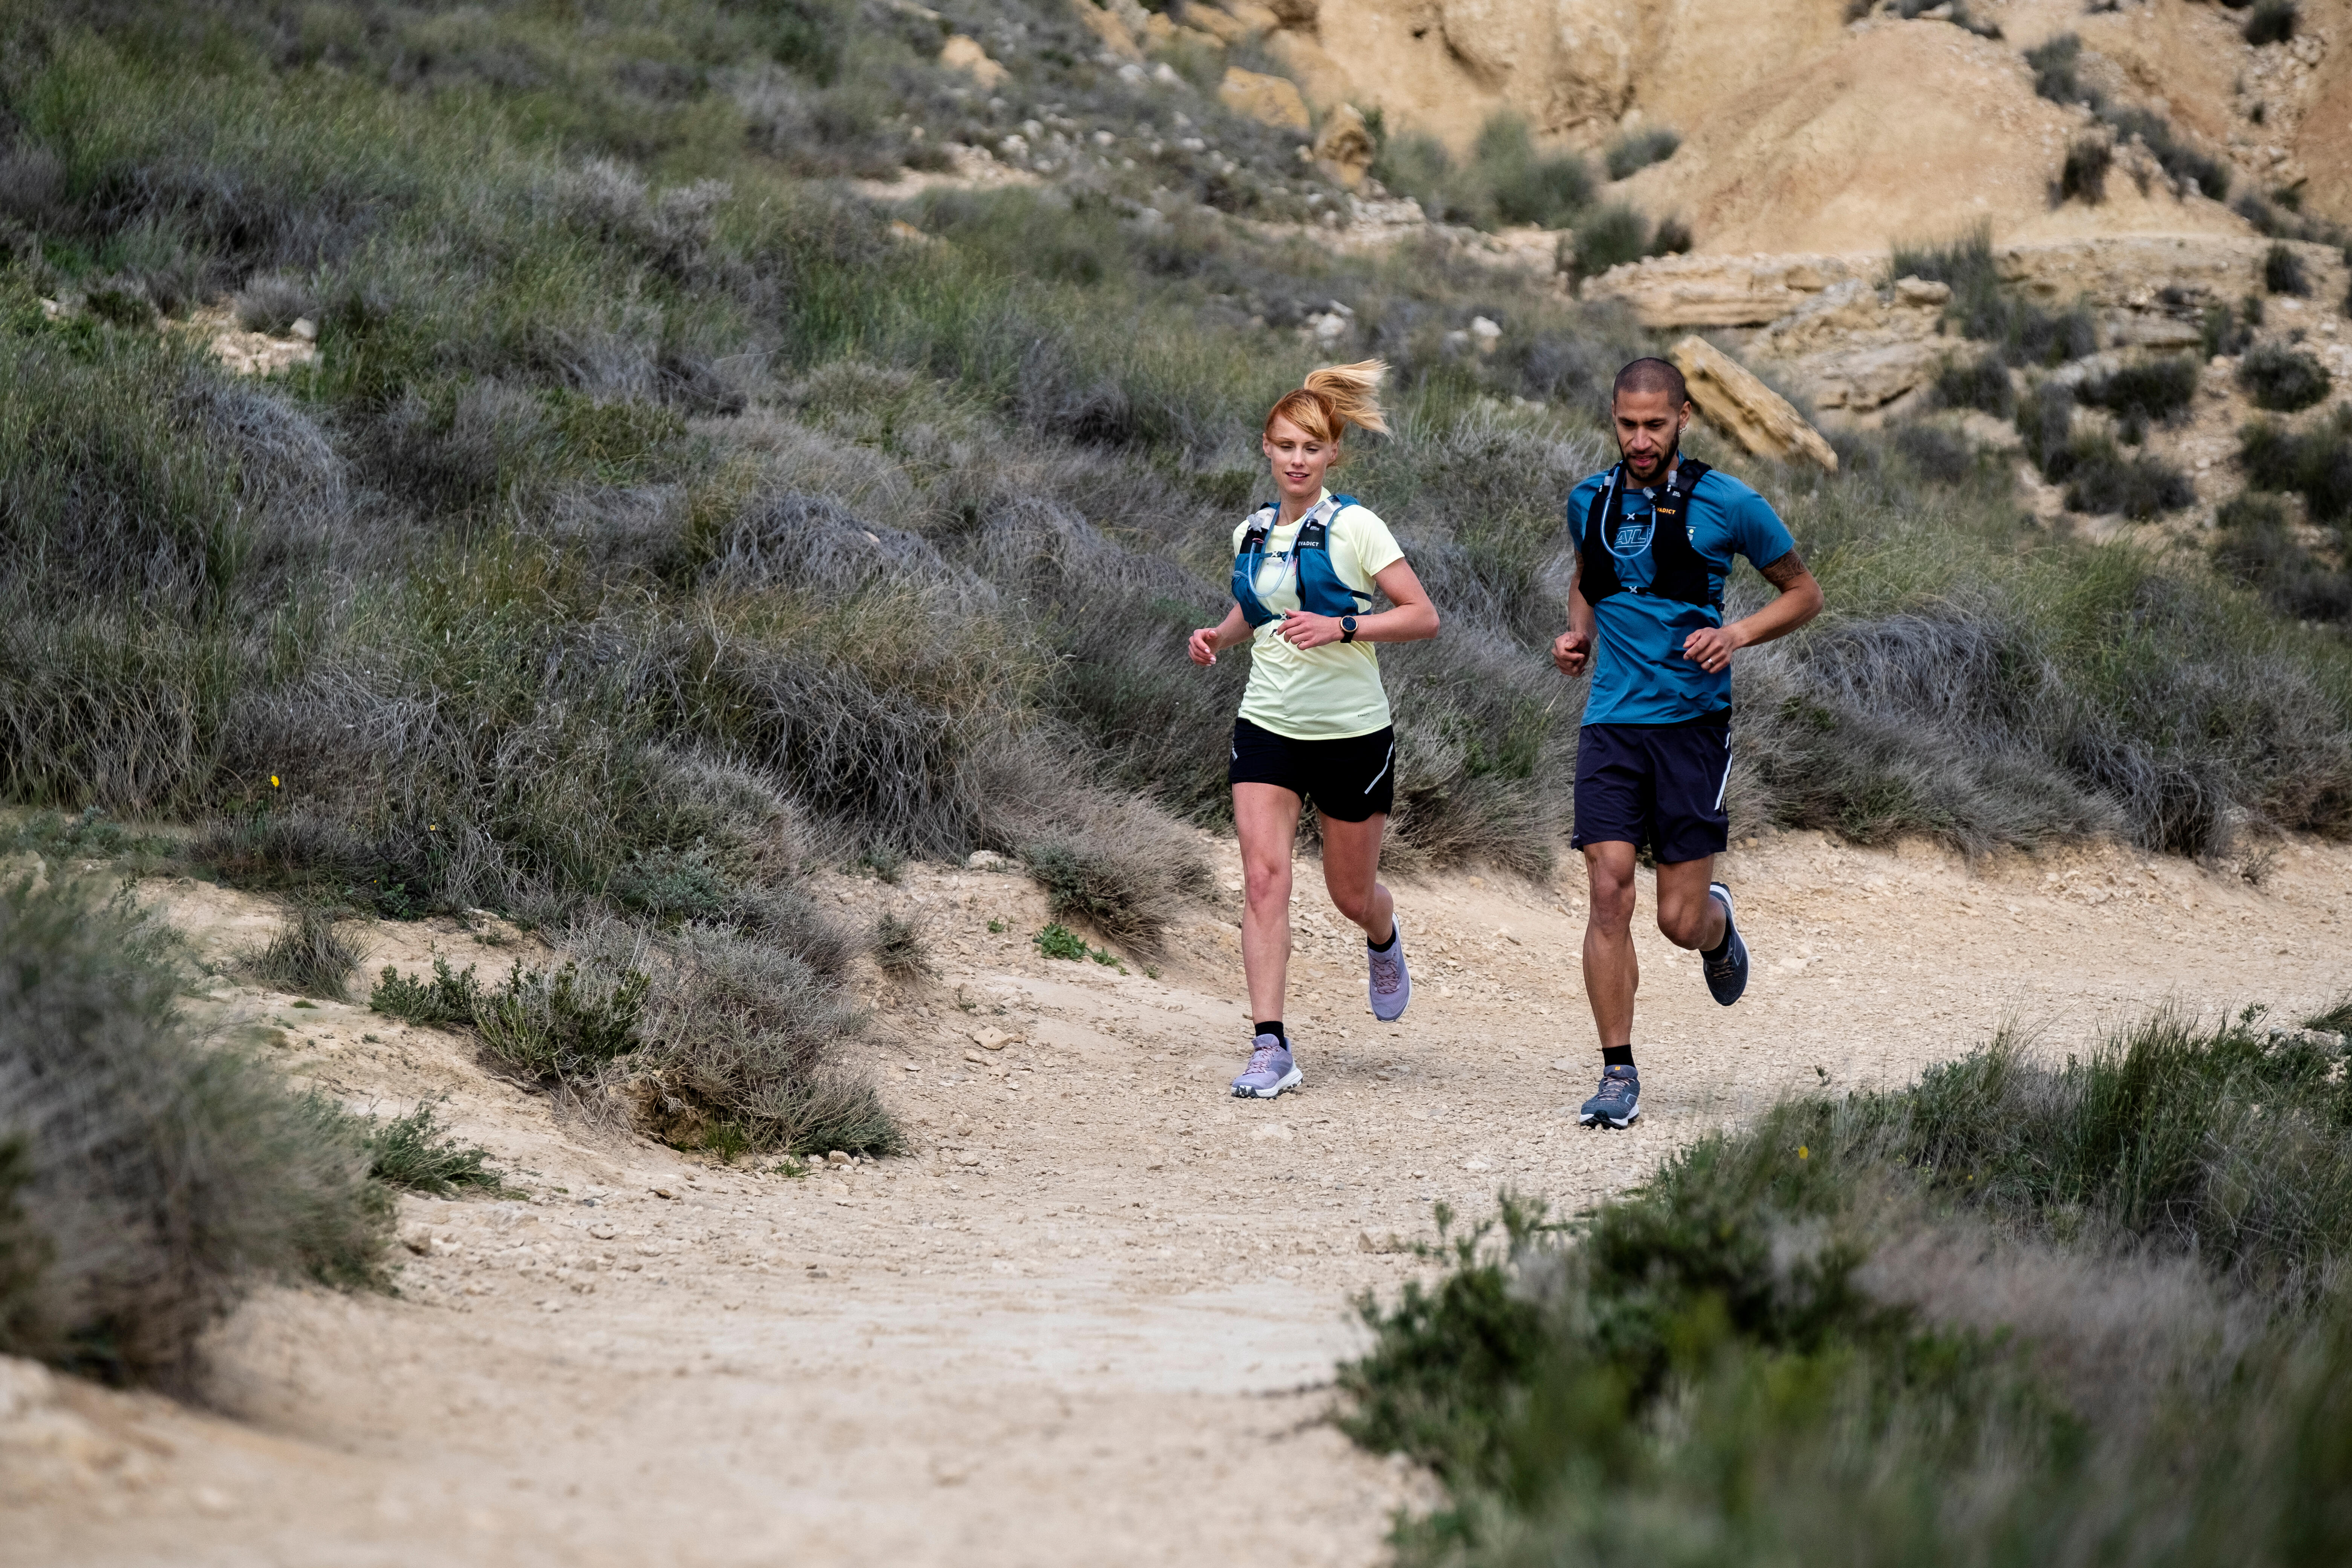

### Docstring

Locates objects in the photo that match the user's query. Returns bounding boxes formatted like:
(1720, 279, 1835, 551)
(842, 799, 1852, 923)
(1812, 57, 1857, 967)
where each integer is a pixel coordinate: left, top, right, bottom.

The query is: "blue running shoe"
(1703, 881, 1749, 1007)
(1578, 1064, 1640, 1129)
(1230, 1034, 1302, 1099)
(1367, 922, 1411, 1022)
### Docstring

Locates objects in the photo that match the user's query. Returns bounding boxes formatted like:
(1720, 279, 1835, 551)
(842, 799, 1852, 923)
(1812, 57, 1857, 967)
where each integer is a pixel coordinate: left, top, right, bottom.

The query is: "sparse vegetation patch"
(2239, 341, 2332, 411)
(1342, 1005, 2352, 1565)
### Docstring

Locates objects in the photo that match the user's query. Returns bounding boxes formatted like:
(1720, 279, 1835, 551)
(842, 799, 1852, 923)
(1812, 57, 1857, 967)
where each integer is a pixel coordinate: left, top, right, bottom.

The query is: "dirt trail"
(8, 830, 2349, 1565)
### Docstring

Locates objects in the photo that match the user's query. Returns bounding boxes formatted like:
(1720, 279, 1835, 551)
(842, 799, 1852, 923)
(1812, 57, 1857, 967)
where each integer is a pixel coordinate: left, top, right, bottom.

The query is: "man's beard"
(1620, 432, 1679, 482)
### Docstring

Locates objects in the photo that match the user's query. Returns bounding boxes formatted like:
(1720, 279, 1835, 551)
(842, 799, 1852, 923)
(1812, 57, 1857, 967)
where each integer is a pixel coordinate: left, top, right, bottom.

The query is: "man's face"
(1612, 388, 1690, 482)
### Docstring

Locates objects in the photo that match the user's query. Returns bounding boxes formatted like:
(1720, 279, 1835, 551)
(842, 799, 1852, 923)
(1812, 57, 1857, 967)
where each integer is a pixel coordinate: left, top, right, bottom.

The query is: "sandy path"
(6, 829, 2348, 1564)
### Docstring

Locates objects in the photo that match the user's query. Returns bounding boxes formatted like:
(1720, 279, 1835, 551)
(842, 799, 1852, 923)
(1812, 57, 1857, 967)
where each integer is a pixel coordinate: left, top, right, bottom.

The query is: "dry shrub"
(0, 877, 389, 1386)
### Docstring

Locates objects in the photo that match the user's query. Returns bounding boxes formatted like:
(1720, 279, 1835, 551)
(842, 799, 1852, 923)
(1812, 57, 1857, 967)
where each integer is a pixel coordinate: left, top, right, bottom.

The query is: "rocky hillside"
(1192, 0, 2347, 250)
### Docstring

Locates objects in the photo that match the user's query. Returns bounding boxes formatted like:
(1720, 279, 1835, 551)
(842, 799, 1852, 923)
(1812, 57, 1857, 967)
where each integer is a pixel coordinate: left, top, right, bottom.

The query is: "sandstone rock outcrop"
(1312, 103, 1375, 187)
(1263, 30, 1354, 113)
(1435, 0, 1631, 134)
(1668, 335, 1838, 473)
(1744, 276, 1950, 412)
(1583, 253, 1871, 329)
(1220, 67, 1310, 131)
(939, 35, 1009, 89)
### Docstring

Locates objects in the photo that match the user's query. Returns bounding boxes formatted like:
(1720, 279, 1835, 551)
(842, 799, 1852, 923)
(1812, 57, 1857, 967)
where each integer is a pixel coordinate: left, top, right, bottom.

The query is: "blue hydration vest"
(1231, 494, 1376, 628)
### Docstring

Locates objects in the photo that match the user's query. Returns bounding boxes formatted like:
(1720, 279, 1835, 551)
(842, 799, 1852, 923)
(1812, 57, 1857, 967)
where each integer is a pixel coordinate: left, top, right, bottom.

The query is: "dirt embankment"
(7, 829, 2349, 1565)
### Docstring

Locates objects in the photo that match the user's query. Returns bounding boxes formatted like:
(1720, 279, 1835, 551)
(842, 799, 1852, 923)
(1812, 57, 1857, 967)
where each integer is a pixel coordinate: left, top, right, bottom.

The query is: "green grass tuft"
(365, 1101, 508, 1196)
(244, 905, 366, 1000)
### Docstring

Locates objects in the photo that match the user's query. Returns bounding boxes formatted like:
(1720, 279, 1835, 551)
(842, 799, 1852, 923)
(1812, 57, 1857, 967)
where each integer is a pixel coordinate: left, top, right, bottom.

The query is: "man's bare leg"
(1582, 842, 1642, 1048)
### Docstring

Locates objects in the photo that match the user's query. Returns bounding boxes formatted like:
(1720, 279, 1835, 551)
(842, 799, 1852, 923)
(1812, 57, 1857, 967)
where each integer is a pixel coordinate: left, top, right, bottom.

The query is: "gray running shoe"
(1230, 1034, 1302, 1099)
(1577, 1064, 1640, 1129)
(1367, 922, 1411, 1022)
(1703, 881, 1749, 1007)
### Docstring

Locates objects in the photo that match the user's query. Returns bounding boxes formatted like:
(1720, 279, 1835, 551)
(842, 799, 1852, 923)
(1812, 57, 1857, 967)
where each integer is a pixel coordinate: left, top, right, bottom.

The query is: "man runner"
(1553, 358, 1824, 1129)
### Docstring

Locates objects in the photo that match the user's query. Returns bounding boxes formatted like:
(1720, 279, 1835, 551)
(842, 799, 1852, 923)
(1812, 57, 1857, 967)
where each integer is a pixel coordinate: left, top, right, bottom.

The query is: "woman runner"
(1186, 361, 1440, 1098)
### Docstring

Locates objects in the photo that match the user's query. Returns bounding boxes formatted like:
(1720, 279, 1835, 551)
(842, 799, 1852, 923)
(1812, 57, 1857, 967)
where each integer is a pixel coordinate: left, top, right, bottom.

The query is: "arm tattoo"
(1759, 550, 1809, 590)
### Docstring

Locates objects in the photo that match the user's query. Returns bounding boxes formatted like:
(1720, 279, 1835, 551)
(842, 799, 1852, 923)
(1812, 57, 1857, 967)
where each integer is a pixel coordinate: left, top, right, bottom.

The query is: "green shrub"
(2078, 355, 2198, 423)
(0, 877, 390, 1385)
(1341, 1006, 2352, 1566)
(2104, 106, 2231, 200)
(1930, 353, 2014, 415)
(365, 1101, 507, 1195)
(1569, 203, 1684, 282)
(1369, 113, 1596, 231)
(626, 921, 893, 1156)
(2213, 492, 2352, 622)
(2060, 438, 2195, 517)
(2061, 133, 2112, 202)
(1893, 226, 2096, 365)
(1602, 126, 1678, 181)
(1032, 922, 1088, 960)
(2265, 240, 2312, 296)
(2205, 299, 2259, 358)
(244, 904, 366, 1000)
(2241, 411, 2352, 521)
(2246, 0, 2298, 45)
(2240, 341, 2332, 410)
(2026, 33, 2096, 107)
(369, 957, 485, 1026)
(475, 957, 650, 1079)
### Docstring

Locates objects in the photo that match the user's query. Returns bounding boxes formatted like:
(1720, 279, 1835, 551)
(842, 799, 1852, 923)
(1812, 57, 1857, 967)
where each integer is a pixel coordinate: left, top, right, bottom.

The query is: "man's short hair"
(1612, 357, 1689, 407)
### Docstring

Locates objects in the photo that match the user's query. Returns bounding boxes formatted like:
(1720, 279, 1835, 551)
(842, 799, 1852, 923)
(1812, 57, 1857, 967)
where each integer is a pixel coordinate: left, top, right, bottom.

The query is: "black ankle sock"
(1702, 893, 1733, 961)
(1367, 926, 1398, 953)
(1254, 1020, 1286, 1045)
(1602, 1044, 1635, 1070)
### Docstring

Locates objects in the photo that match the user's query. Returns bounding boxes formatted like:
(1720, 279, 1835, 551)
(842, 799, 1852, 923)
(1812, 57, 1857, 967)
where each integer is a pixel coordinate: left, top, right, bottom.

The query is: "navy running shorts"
(1570, 719, 1732, 864)
(1229, 717, 1395, 822)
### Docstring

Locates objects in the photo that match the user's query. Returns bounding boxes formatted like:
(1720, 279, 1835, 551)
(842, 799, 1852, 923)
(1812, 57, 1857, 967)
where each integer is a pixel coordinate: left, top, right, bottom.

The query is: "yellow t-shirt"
(1230, 492, 1406, 741)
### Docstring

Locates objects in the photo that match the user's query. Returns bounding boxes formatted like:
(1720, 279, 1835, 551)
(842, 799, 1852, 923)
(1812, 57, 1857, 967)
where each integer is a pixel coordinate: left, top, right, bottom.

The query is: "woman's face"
(1262, 415, 1336, 504)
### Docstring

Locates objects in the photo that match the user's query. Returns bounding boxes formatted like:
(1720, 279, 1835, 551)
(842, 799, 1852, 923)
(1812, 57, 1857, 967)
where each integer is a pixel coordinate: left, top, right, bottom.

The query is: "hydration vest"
(1577, 458, 1720, 611)
(1232, 493, 1377, 629)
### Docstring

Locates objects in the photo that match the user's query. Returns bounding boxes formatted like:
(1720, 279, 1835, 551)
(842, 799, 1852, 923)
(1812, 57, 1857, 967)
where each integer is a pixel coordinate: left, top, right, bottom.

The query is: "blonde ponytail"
(1263, 358, 1390, 446)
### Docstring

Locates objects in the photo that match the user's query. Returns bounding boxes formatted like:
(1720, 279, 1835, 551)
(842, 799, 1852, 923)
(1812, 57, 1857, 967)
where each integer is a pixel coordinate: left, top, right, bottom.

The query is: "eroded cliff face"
(1168, 0, 2352, 246)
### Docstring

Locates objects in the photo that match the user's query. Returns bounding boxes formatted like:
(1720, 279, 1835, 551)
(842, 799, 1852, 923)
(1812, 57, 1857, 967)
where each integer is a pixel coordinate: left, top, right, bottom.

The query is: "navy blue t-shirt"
(1565, 464, 1796, 726)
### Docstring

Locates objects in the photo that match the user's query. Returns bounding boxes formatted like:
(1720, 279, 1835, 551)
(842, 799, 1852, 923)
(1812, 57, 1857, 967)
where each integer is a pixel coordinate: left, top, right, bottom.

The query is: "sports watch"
(1340, 615, 1358, 643)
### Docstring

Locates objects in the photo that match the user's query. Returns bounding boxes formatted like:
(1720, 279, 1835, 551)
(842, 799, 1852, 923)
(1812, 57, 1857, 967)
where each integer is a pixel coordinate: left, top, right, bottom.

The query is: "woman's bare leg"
(1316, 812, 1394, 944)
(1233, 783, 1303, 1022)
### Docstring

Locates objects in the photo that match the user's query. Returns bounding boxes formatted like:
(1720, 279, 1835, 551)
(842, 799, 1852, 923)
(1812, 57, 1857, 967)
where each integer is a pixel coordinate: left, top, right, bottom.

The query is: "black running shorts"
(1570, 719, 1732, 864)
(1229, 717, 1396, 822)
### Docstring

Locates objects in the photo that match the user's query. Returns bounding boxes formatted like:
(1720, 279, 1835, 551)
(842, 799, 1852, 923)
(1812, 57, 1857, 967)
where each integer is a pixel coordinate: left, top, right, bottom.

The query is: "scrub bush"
(1343, 1005, 2352, 1567)
(2239, 341, 2332, 411)
(2265, 240, 2312, 297)
(0, 877, 390, 1386)
(2213, 492, 2352, 623)
(1602, 126, 1679, 181)
(2078, 355, 2198, 424)
(2061, 133, 2112, 203)
(1893, 227, 2097, 366)
(2246, 0, 2298, 46)
(1369, 112, 1596, 231)
(1931, 352, 2014, 415)
(364, 1102, 507, 1195)
(2242, 411, 2352, 521)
